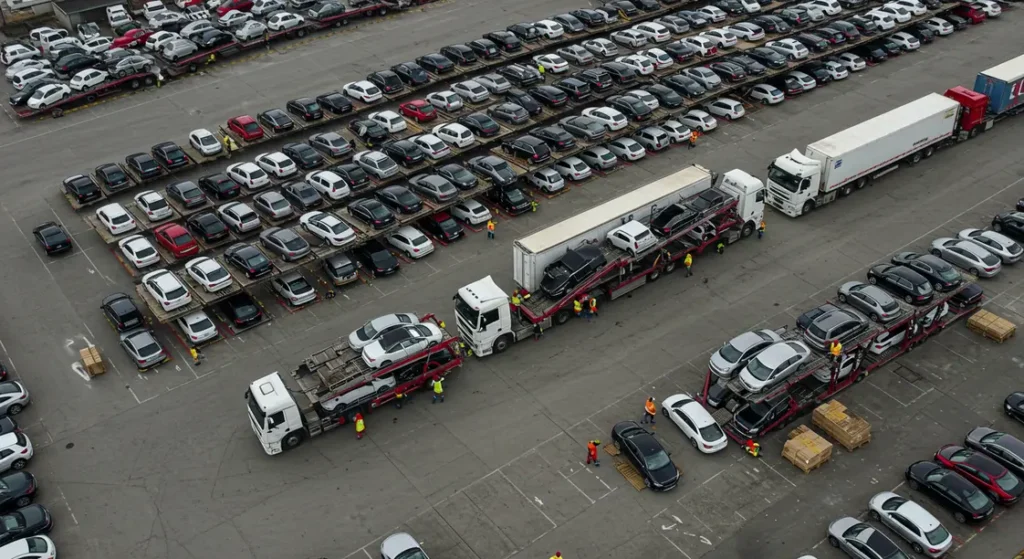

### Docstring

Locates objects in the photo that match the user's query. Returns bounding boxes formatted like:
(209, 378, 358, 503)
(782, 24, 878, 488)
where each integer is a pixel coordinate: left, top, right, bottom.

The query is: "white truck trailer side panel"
(808, 93, 960, 193)
(513, 165, 714, 292)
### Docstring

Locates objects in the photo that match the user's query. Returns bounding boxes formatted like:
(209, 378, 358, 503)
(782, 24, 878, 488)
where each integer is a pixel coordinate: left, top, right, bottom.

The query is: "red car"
(398, 99, 437, 123)
(953, 3, 987, 23)
(228, 115, 264, 141)
(112, 28, 155, 49)
(216, 0, 253, 16)
(935, 444, 1024, 504)
(153, 223, 199, 259)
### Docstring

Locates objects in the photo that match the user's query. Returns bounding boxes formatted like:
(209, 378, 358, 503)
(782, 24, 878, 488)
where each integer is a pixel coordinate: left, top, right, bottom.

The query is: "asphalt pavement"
(0, 2, 1022, 559)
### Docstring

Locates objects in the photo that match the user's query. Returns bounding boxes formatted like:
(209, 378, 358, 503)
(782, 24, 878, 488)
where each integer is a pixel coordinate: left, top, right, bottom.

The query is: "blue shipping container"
(974, 72, 1024, 116)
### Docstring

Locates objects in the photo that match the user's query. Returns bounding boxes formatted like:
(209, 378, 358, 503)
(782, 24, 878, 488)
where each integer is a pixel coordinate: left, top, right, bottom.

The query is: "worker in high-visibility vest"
(549, 552, 563, 559)
(486, 219, 496, 239)
(641, 397, 657, 424)
(829, 340, 843, 363)
(587, 440, 600, 466)
(758, 219, 766, 240)
(744, 439, 760, 457)
(716, 241, 725, 254)
(573, 298, 582, 317)
(684, 253, 693, 277)
(689, 130, 698, 149)
(431, 375, 445, 403)
(589, 297, 598, 318)
(355, 413, 365, 440)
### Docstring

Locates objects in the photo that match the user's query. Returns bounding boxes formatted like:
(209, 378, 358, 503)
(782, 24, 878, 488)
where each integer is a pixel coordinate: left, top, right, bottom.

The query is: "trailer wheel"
(342, 17, 350, 25)
(554, 309, 572, 325)
(647, 269, 661, 282)
(282, 431, 304, 450)
(493, 334, 513, 354)
(188, 62, 199, 73)
(923, 146, 935, 158)
(908, 151, 923, 165)
(297, 28, 307, 38)
(130, 78, 141, 90)
(144, 75, 155, 86)
(801, 201, 814, 216)
(855, 177, 868, 189)
(118, 69, 128, 78)
(838, 184, 852, 197)
(664, 260, 676, 274)
(85, 94, 96, 103)
(378, 7, 387, 15)
(740, 222, 754, 238)
(334, 19, 343, 27)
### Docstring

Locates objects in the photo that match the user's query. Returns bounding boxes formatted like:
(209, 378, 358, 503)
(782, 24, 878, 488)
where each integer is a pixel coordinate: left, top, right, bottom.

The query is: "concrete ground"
(0, 1, 1022, 558)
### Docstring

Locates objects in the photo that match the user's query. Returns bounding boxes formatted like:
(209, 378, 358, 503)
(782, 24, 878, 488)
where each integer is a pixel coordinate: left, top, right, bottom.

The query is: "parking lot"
(0, 0, 1023, 557)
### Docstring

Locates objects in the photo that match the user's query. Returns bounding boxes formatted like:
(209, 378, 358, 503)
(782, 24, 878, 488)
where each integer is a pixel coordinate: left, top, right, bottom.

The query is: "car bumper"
(286, 291, 317, 306)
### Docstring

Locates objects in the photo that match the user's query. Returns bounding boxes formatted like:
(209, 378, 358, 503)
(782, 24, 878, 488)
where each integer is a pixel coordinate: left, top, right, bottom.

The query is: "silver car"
(476, 73, 511, 94)
(579, 146, 617, 170)
(348, 313, 420, 349)
(260, 227, 310, 261)
(409, 174, 458, 202)
(381, 532, 428, 559)
(108, 55, 152, 77)
(838, 281, 901, 323)
(556, 44, 595, 65)
(162, 39, 197, 62)
(253, 191, 294, 220)
(868, 491, 953, 557)
(119, 329, 168, 370)
(272, 271, 317, 306)
(930, 238, 1002, 277)
(827, 517, 911, 559)
(0, 382, 30, 416)
(737, 340, 811, 393)
(957, 228, 1023, 264)
(802, 307, 869, 351)
(709, 329, 782, 380)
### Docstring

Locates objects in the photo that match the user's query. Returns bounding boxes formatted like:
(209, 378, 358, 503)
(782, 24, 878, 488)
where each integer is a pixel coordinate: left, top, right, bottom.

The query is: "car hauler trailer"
(454, 165, 765, 357)
(245, 314, 461, 455)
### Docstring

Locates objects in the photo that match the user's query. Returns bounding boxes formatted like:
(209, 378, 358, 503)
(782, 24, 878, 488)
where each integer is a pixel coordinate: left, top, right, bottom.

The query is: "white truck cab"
(246, 372, 304, 455)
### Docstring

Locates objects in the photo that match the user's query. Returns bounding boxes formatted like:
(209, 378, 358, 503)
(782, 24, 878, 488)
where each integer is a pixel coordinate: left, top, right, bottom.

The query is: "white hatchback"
(177, 310, 219, 344)
(368, 110, 407, 133)
(388, 226, 434, 259)
(134, 190, 173, 221)
(142, 269, 192, 311)
(305, 171, 351, 200)
(96, 203, 137, 235)
(450, 199, 492, 225)
(119, 234, 161, 268)
(0, 431, 33, 473)
(189, 128, 223, 156)
(255, 152, 297, 178)
(186, 256, 233, 292)
(227, 162, 270, 189)
(608, 220, 657, 256)
(705, 97, 745, 120)
(661, 393, 728, 453)
(300, 210, 356, 246)
(432, 123, 475, 148)
(69, 68, 108, 91)
(679, 109, 718, 132)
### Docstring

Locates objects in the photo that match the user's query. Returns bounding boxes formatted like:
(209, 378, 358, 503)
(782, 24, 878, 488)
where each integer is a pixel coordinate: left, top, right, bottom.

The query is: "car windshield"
(246, 254, 268, 267)
(767, 165, 802, 193)
(137, 339, 160, 356)
(284, 237, 306, 250)
(199, 135, 218, 146)
(644, 449, 671, 470)
(271, 199, 290, 210)
(807, 322, 828, 340)
(182, 186, 202, 198)
(397, 191, 419, 205)
(996, 472, 1021, 492)
(205, 267, 228, 281)
(965, 488, 989, 510)
(980, 252, 1000, 266)
(43, 230, 65, 241)
(745, 356, 775, 381)
(329, 221, 349, 234)
(111, 213, 130, 224)
(105, 167, 127, 181)
(370, 205, 391, 219)
(719, 342, 743, 363)
(135, 245, 156, 257)
(287, 278, 309, 292)
(165, 286, 186, 300)
(1, 514, 21, 530)
(925, 524, 950, 546)
(191, 317, 214, 332)
(243, 122, 260, 133)
(699, 423, 724, 442)
(172, 233, 191, 246)
(505, 189, 526, 203)
(26, 537, 48, 553)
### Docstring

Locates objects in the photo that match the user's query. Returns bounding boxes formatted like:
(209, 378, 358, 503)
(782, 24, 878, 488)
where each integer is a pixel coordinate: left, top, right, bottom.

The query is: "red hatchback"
(216, 0, 253, 16)
(112, 28, 155, 49)
(935, 444, 1024, 504)
(953, 3, 987, 23)
(228, 115, 264, 141)
(154, 223, 199, 259)
(399, 99, 438, 123)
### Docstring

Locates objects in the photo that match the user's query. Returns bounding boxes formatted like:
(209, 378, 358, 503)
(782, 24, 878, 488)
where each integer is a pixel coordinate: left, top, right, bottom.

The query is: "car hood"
(709, 351, 737, 378)
(649, 463, 678, 486)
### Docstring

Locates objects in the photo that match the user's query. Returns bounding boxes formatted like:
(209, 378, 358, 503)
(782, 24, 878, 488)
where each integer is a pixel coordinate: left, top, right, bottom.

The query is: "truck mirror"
(244, 389, 251, 400)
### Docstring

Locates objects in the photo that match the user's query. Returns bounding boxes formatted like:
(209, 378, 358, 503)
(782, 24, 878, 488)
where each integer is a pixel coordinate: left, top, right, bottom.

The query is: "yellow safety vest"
(573, 300, 582, 313)
(511, 295, 522, 306)
(684, 254, 692, 266)
(433, 379, 443, 394)
(355, 418, 365, 432)
(830, 343, 842, 357)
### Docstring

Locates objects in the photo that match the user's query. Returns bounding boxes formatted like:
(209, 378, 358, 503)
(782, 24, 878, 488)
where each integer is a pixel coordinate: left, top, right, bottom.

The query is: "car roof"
(757, 341, 801, 366)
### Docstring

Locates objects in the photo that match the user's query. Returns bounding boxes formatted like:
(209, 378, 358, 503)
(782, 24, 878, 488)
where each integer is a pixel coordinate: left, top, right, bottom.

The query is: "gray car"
(556, 44, 595, 65)
(253, 191, 294, 220)
(930, 238, 1002, 277)
(260, 226, 310, 261)
(0, 382, 29, 417)
(409, 174, 458, 202)
(309, 132, 352, 158)
(162, 39, 197, 62)
(802, 307, 869, 351)
(272, 271, 316, 306)
(956, 228, 1023, 264)
(579, 146, 617, 170)
(119, 329, 167, 370)
(381, 532, 428, 559)
(476, 73, 511, 94)
(867, 492, 953, 557)
(559, 115, 605, 141)
(827, 517, 910, 559)
(838, 281, 901, 323)
(108, 55, 152, 77)
(709, 329, 783, 380)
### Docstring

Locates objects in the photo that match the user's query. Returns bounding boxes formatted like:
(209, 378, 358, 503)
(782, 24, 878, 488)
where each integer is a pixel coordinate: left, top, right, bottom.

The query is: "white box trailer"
(765, 93, 961, 217)
(512, 165, 715, 292)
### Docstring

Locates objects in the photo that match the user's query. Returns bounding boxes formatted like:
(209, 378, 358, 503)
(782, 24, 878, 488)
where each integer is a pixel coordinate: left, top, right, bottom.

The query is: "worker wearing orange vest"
(586, 439, 600, 466)
(744, 438, 761, 457)
(641, 397, 657, 424)
(688, 130, 698, 149)
(758, 219, 766, 240)
(355, 413, 365, 440)
(486, 219, 496, 239)
(589, 297, 598, 317)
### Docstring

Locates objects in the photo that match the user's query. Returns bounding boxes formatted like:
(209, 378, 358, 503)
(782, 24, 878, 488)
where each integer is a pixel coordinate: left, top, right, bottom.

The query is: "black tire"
(613, 439, 621, 450)
(838, 293, 847, 303)
(930, 248, 941, 257)
(282, 431, 303, 450)
(342, 17, 350, 25)
(923, 146, 935, 158)
(554, 309, 572, 325)
(868, 276, 877, 285)
(661, 407, 669, 417)
(664, 260, 677, 274)
(905, 295, 913, 304)
(380, 360, 392, 368)
(11, 459, 26, 470)
(378, 7, 387, 15)
(869, 510, 880, 521)
(493, 334, 513, 354)
(86, 94, 96, 103)
(334, 20, 342, 28)
(828, 536, 840, 548)
(188, 62, 199, 73)
(741, 222, 754, 238)
(119, 69, 128, 78)
(689, 436, 697, 448)
(297, 29, 307, 38)
(870, 313, 879, 322)
(908, 479, 920, 490)
(993, 222, 1003, 232)
(644, 477, 652, 488)
(648, 269, 661, 282)
(838, 184, 852, 197)
(802, 201, 814, 215)
(7, 404, 22, 416)
(969, 127, 978, 139)
(129, 78, 141, 89)
(954, 511, 966, 524)
(912, 543, 924, 554)
(969, 268, 979, 276)
(909, 151, 923, 165)
(14, 497, 30, 508)
(855, 177, 868, 189)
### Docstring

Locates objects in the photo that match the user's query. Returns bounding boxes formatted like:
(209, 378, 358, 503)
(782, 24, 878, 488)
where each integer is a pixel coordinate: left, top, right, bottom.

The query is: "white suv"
(0, 432, 32, 473)
(607, 220, 657, 256)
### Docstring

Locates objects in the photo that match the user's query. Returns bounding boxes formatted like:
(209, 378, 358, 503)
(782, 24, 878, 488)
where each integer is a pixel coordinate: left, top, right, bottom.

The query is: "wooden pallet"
(604, 443, 620, 456)
(812, 400, 871, 452)
(615, 460, 646, 491)
(967, 309, 1016, 343)
(782, 424, 832, 474)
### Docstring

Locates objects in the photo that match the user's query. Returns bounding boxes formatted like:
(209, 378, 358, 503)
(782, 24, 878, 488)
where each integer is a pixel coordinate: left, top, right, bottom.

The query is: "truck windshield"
(247, 391, 267, 430)
(454, 294, 481, 329)
(767, 165, 802, 193)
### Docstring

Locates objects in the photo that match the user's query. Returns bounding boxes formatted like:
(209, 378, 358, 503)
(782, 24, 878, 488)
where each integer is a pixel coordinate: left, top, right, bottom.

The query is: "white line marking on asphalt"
(735, 511, 746, 521)
(757, 457, 797, 488)
(559, 471, 595, 504)
(944, 346, 976, 364)
(57, 486, 79, 525)
(361, 548, 372, 559)
(866, 380, 908, 407)
(500, 470, 557, 529)
(660, 533, 693, 559)
(48, 207, 114, 285)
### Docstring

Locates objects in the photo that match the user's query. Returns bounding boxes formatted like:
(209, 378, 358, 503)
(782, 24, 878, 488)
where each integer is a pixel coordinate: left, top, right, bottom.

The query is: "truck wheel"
(283, 431, 303, 450)
(908, 151, 922, 165)
(188, 62, 199, 73)
(923, 146, 935, 158)
(969, 127, 979, 139)
(801, 201, 814, 215)
(664, 260, 676, 274)
(647, 269, 661, 282)
(297, 28, 307, 38)
(838, 185, 852, 197)
(378, 7, 387, 15)
(554, 309, 572, 325)
(493, 334, 513, 354)
(740, 222, 754, 238)
(855, 177, 868, 189)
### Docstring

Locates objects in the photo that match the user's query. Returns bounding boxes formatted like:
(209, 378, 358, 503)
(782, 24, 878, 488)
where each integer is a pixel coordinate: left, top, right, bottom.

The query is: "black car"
(258, 108, 294, 133)
(675, 11, 710, 29)
(222, 292, 263, 328)
(32, 222, 72, 255)
(391, 61, 431, 86)
(559, 115, 605, 141)
(469, 155, 518, 187)
(607, 95, 651, 121)
(348, 198, 396, 229)
(906, 461, 994, 523)
(945, 13, 969, 31)
(571, 8, 607, 27)
(502, 135, 551, 163)
(651, 203, 698, 236)
(126, 152, 162, 180)
(317, 91, 354, 114)
(792, 33, 829, 53)
(726, 54, 766, 75)
(457, 113, 501, 137)
(195, 29, 232, 49)
(600, 62, 637, 85)
(225, 243, 273, 278)
(966, 427, 1024, 478)
(10, 78, 62, 106)
(0, 504, 52, 545)
(769, 74, 804, 96)
(828, 20, 861, 41)
(333, 163, 370, 190)
(151, 141, 189, 170)
(709, 61, 746, 83)
(467, 38, 500, 59)
(382, 139, 426, 167)
(416, 53, 455, 74)
(715, 0, 746, 15)
(993, 211, 1024, 241)
(436, 164, 478, 190)
(908, 25, 935, 44)
(733, 392, 792, 439)
(482, 30, 522, 53)
(611, 421, 679, 491)
(553, 13, 585, 33)
(348, 119, 388, 145)
(528, 85, 568, 108)
(280, 180, 323, 210)
(867, 264, 934, 305)
(507, 22, 541, 43)
(891, 252, 962, 292)
(633, 0, 659, 11)
(604, 0, 638, 16)
(186, 212, 230, 244)
(489, 102, 531, 125)
(282, 142, 324, 170)
(55, 53, 101, 76)
(872, 38, 902, 58)
(0, 472, 37, 513)
(951, 283, 983, 309)
(353, 239, 399, 277)
(746, 46, 788, 69)
(440, 44, 477, 65)
(367, 70, 404, 95)
(376, 185, 422, 214)
(198, 173, 241, 200)
(307, 1, 345, 20)
(166, 180, 207, 208)
(62, 174, 102, 204)
(1006, 392, 1024, 425)
(852, 45, 887, 65)
(505, 89, 542, 115)
(286, 97, 323, 121)
(776, 8, 810, 27)
(101, 292, 145, 332)
(848, 15, 878, 35)
(661, 74, 706, 98)
(799, 61, 832, 86)
(486, 184, 532, 215)
(553, 77, 592, 102)
(751, 14, 790, 33)
(531, 125, 576, 152)
(816, 26, 846, 45)
(498, 64, 542, 87)
(573, 68, 615, 92)
(541, 246, 607, 298)
(94, 163, 130, 191)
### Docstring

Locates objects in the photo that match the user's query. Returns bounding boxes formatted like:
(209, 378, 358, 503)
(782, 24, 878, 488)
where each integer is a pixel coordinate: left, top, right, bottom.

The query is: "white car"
(218, 201, 260, 233)
(528, 167, 565, 193)
(300, 210, 355, 246)
(957, 228, 1023, 263)
(235, 20, 267, 41)
(877, 5, 911, 23)
(267, 11, 304, 31)
(627, 89, 659, 110)
(343, 80, 382, 103)
(142, 269, 192, 311)
(661, 393, 728, 453)
(606, 137, 646, 162)
(533, 19, 565, 39)
(65, 67, 105, 92)
(96, 203, 137, 235)
(361, 322, 443, 368)
(890, 32, 920, 51)
(83, 36, 113, 54)
(835, 52, 866, 72)
(700, 29, 737, 49)
(868, 492, 953, 557)
(189, 128, 222, 157)
(411, 134, 451, 160)
(632, 22, 670, 43)
(6, 59, 49, 82)
(739, 0, 760, 12)
(634, 126, 670, 152)
(973, 0, 1001, 16)
(0, 431, 32, 472)
(682, 66, 721, 90)
(923, 17, 954, 36)
(725, 22, 764, 41)
(452, 79, 491, 102)
(477, 73, 511, 93)
(149, 11, 187, 29)
(108, 6, 132, 27)
(432, 123, 475, 148)
(118, 234, 161, 268)
(636, 48, 672, 70)
(533, 54, 569, 74)
(608, 220, 657, 256)
(388, 226, 435, 259)
(217, 9, 252, 28)
(581, 107, 627, 131)
(186, 256, 233, 292)
(609, 29, 647, 48)
(890, 0, 927, 15)
(0, 536, 56, 559)
(251, 0, 285, 15)
(867, 328, 907, 355)
(583, 38, 618, 58)
(255, 152, 297, 178)
(553, 157, 592, 181)
(227, 162, 270, 189)
(824, 61, 849, 80)
(679, 110, 718, 132)
(660, 119, 691, 143)
(11, 68, 55, 90)
(682, 36, 718, 57)
(177, 311, 218, 344)
(748, 83, 784, 105)
(426, 90, 463, 112)
(272, 272, 317, 306)
(143, 0, 169, 19)
(796, 3, 826, 21)
(789, 71, 816, 92)
(615, 54, 654, 76)
(1, 43, 38, 66)
(305, 171, 351, 200)
(145, 30, 180, 51)
(866, 10, 897, 31)
(706, 97, 745, 120)
(580, 146, 617, 171)
(808, 0, 842, 14)
(450, 199, 492, 225)
(766, 38, 808, 60)
(368, 110, 407, 133)
(348, 313, 421, 350)
(697, 5, 727, 22)
(134, 190, 172, 221)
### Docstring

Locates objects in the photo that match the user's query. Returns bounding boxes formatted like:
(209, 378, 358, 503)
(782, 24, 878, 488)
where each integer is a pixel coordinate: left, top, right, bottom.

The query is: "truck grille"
(768, 187, 790, 202)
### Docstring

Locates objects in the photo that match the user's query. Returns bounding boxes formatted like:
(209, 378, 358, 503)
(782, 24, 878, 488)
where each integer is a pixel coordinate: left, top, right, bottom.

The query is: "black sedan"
(436, 164, 478, 190)
(100, 292, 145, 332)
(166, 181, 207, 208)
(366, 70, 404, 94)
(348, 198, 396, 229)
(751, 15, 790, 33)
(282, 143, 324, 170)
(316, 91, 354, 115)
(32, 222, 72, 255)
(280, 181, 323, 211)
(198, 173, 241, 200)
(486, 184, 531, 215)
(258, 109, 295, 133)
(221, 292, 263, 328)
(416, 53, 455, 74)
(611, 421, 679, 491)
(353, 239, 399, 277)
(125, 152, 162, 180)
(709, 61, 746, 83)
(799, 61, 833, 86)
(390, 61, 430, 86)
(382, 139, 426, 167)
(195, 29, 233, 49)
(553, 77, 592, 102)
(643, 84, 683, 108)
(458, 113, 501, 137)
(867, 264, 933, 305)
(62, 174, 102, 204)
(651, 203, 698, 236)
(531, 125, 576, 151)
(527, 85, 568, 108)
(660, 74, 706, 98)
(186, 212, 230, 244)
(746, 47, 788, 69)
(376, 185, 422, 214)
(906, 461, 994, 523)
(1006, 392, 1024, 425)
(505, 89, 543, 116)
(662, 42, 698, 63)
(420, 212, 464, 243)
(488, 103, 530, 125)
(95, 163, 130, 191)
(225, 244, 273, 278)
(151, 141, 189, 170)
(966, 427, 1024, 478)
(348, 119, 388, 145)
(891, 252, 962, 292)
(482, 30, 522, 53)
(0, 472, 36, 513)
(992, 211, 1024, 241)
(286, 97, 323, 121)
(607, 95, 651, 121)
(0, 504, 52, 545)
(333, 163, 370, 191)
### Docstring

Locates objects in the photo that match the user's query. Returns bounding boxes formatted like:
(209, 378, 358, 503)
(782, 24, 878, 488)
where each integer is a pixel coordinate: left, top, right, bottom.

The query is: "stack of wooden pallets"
(79, 347, 105, 376)
(782, 425, 833, 474)
(812, 400, 871, 452)
(967, 310, 1016, 343)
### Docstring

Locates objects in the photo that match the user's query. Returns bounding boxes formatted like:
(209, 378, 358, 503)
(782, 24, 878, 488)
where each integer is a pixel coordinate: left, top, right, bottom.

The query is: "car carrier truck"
(767, 53, 1024, 217)
(454, 165, 765, 357)
(245, 314, 462, 454)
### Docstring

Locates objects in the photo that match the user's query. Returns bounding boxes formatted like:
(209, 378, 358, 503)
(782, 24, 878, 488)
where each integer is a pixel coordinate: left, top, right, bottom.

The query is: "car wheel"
(11, 459, 26, 470)
(119, 69, 127, 77)
(8, 404, 22, 416)
(644, 477, 652, 488)
(689, 436, 698, 448)
(993, 222, 1003, 232)
(908, 478, 920, 490)
(867, 275, 878, 285)
(828, 536, 840, 548)
(969, 267, 979, 276)
(14, 497, 30, 508)
(954, 511, 967, 524)
(380, 360, 392, 368)
(911, 542, 924, 554)
(868, 510, 881, 521)
(661, 407, 668, 418)
(923, 146, 935, 158)
(930, 248, 941, 257)
(904, 295, 913, 304)
(664, 260, 677, 274)
(870, 313, 880, 322)
(647, 268, 661, 282)
(908, 151, 923, 165)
